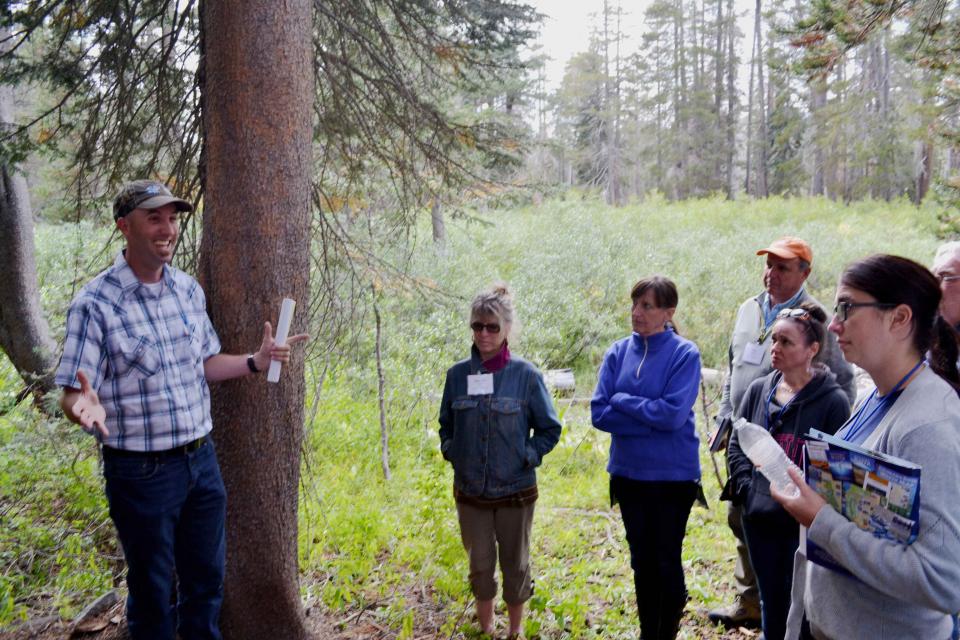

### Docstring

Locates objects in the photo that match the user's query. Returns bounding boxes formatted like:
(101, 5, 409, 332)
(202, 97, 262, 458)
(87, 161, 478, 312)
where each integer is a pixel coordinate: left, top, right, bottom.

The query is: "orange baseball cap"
(756, 236, 813, 265)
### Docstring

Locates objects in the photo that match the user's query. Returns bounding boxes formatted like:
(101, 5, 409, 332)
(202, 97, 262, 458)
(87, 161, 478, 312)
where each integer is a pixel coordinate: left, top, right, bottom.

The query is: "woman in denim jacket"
(439, 283, 562, 639)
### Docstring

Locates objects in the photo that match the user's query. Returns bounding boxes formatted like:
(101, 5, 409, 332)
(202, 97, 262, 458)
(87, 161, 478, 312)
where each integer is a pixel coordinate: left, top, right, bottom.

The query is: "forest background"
(0, 0, 958, 638)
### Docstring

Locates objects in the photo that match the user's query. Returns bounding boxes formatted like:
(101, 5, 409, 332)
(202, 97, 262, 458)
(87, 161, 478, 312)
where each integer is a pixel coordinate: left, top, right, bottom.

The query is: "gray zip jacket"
(785, 367, 960, 640)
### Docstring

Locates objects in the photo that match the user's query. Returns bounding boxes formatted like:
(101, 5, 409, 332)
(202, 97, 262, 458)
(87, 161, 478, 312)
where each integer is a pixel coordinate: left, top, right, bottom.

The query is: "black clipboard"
(708, 415, 733, 453)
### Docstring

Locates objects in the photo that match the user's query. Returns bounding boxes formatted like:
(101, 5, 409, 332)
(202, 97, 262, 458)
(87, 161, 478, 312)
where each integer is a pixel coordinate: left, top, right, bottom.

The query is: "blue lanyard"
(841, 360, 925, 443)
(764, 374, 798, 430)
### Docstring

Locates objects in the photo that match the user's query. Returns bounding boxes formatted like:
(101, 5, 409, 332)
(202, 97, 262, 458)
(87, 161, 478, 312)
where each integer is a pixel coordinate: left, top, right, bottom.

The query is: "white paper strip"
(267, 298, 296, 383)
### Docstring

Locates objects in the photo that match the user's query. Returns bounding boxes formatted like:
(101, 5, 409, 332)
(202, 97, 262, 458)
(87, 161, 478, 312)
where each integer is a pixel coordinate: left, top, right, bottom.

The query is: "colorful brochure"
(801, 429, 921, 577)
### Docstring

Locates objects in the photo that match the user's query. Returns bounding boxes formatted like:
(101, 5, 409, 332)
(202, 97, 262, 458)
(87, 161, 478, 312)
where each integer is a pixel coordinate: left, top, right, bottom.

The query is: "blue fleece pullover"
(591, 329, 702, 482)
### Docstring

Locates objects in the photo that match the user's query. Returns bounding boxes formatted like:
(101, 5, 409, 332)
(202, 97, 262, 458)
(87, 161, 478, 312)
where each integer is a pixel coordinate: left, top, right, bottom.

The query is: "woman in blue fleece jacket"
(591, 275, 702, 640)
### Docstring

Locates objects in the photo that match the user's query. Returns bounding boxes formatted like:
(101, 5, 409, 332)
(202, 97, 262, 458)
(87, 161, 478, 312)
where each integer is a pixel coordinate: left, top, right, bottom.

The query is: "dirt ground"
(0, 600, 349, 640)
(0, 603, 760, 640)
(0, 583, 760, 640)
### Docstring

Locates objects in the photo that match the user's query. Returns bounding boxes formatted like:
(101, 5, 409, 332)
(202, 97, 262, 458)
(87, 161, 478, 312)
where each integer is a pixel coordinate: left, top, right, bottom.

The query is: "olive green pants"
(456, 501, 535, 604)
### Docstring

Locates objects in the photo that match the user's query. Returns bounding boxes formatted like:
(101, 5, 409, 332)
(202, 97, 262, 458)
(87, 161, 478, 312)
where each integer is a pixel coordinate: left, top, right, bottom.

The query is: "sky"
(526, 0, 755, 94)
(527, 0, 641, 93)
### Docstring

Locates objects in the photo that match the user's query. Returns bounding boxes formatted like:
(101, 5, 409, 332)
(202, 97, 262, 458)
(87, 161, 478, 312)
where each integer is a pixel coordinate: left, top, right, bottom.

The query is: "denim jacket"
(438, 348, 562, 498)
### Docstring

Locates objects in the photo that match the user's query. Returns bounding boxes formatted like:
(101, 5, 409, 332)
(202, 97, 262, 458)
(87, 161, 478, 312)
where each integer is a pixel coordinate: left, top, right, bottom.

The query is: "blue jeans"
(103, 439, 226, 640)
(741, 513, 798, 640)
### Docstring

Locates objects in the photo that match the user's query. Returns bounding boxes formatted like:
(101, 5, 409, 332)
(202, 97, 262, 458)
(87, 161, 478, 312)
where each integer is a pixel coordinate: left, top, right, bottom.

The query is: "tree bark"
(0, 29, 57, 405)
(199, 1, 313, 638)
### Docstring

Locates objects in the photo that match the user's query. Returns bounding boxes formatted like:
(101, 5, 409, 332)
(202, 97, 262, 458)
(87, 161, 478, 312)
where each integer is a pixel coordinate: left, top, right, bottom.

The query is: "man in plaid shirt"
(56, 180, 307, 640)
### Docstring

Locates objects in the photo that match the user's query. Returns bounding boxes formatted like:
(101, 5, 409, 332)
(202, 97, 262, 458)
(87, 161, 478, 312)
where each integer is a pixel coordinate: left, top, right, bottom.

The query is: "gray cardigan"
(785, 367, 960, 640)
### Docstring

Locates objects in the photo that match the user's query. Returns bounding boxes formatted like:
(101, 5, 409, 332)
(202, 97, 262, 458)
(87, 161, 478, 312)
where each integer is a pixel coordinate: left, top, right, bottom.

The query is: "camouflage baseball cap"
(113, 180, 193, 220)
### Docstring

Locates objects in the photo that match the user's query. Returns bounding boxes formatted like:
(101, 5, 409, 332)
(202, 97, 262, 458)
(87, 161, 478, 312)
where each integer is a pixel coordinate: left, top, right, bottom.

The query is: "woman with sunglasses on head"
(439, 283, 562, 639)
(591, 276, 702, 640)
(773, 255, 960, 640)
(727, 301, 850, 640)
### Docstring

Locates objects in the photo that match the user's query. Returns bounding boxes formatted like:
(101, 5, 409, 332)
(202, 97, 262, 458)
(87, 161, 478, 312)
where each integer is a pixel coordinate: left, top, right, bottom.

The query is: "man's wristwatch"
(246, 354, 261, 373)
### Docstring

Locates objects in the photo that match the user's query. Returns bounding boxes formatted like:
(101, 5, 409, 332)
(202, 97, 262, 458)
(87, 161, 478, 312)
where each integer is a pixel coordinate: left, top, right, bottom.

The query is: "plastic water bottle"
(733, 417, 801, 499)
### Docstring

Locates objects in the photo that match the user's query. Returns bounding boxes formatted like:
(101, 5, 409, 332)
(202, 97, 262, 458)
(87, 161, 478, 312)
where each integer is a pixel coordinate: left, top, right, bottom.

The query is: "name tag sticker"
(467, 373, 494, 396)
(742, 341, 765, 366)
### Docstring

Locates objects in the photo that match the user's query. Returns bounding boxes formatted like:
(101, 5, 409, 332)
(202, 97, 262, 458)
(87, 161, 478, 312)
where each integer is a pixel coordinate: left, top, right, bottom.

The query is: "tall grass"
(298, 194, 938, 637)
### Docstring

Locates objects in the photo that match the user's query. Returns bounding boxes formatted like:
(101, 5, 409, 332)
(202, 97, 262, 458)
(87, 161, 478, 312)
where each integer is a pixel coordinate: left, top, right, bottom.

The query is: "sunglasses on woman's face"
(470, 322, 501, 334)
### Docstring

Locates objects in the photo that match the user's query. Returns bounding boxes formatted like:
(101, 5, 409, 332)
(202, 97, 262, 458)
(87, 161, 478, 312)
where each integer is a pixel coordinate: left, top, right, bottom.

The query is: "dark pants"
(103, 439, 226, 640)
(727, 501, 760, 608)
(612, 475, 697, 640)
(741, 514, 798, 640)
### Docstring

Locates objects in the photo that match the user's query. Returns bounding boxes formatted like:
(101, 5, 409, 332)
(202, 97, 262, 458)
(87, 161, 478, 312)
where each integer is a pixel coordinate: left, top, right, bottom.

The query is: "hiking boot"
(706, 599, 761, 629)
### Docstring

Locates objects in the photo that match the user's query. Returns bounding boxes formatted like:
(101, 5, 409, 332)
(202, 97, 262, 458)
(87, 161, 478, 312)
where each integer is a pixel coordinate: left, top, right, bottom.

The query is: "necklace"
(779, 368, 813, 395)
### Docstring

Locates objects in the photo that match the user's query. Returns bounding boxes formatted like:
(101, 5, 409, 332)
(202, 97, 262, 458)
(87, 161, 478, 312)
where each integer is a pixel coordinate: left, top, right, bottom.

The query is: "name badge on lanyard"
(742, 341, 766, 366)
(467, 373, 494, 396)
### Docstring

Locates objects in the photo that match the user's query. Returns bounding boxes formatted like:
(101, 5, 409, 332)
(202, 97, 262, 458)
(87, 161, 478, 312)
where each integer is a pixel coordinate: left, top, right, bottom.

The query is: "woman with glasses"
(439, 283, 561, 639)
(591, 275, 702, 640)
(727, 302, 850, 640)
(774, 255, 960, 640)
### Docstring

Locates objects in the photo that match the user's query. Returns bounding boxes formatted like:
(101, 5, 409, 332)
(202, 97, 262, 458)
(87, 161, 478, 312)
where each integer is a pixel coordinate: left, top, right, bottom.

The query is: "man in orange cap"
(708, 236, 854, 629)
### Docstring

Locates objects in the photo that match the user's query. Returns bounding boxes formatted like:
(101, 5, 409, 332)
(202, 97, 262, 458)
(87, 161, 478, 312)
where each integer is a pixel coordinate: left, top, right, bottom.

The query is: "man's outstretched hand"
(71, 370, 108, 437)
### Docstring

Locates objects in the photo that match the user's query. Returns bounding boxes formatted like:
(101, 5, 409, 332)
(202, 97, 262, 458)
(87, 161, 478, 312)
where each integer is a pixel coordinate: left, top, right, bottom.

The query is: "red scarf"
(482, 341, 511, 373)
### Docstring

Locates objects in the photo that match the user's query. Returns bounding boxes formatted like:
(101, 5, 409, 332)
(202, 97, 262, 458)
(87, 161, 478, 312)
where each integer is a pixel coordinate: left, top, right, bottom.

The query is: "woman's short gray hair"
(470, 282, 514, 329)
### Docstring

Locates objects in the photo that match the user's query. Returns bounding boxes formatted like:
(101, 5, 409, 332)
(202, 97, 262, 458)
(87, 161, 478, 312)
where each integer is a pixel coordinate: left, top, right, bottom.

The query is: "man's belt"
(102, 435, 208, 459)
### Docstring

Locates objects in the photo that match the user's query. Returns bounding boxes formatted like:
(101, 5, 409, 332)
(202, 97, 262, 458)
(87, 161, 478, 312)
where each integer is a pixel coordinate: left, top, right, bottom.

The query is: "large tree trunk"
(199, 1, 313, 638)
(0, 34, 57, 405)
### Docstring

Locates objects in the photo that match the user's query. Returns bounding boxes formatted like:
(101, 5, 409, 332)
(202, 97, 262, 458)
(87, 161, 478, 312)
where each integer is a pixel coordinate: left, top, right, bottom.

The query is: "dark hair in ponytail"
(840, 254, 959, 388)
(795, 301, 828, 361)
(930, 316, 960, 387)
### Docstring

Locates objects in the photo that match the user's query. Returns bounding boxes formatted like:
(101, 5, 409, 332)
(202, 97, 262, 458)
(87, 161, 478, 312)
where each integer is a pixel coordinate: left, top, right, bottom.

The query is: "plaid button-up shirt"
(56, 252, 221, 451)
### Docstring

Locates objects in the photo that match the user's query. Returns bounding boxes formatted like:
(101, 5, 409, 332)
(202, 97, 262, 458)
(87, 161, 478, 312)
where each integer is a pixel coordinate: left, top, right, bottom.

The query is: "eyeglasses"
(833, 301, 896, 322)
(470, 321, 501, 334)
(776, 308, 810, 321)
(936, 272, 960, 285)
